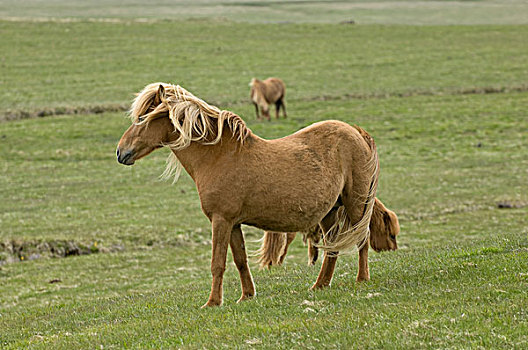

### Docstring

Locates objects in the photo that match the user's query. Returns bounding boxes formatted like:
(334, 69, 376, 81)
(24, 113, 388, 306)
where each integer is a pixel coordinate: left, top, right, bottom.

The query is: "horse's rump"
(250, 77, 285, 105)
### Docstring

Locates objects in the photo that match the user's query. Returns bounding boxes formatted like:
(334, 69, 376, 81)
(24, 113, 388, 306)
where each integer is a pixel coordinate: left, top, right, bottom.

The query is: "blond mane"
(130, 82, 252, 182)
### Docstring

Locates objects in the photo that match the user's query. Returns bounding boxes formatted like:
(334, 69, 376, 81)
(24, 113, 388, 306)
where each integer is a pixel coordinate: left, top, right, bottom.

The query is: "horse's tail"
(321, 126, 379, 252)
(257, 231, 288, 269)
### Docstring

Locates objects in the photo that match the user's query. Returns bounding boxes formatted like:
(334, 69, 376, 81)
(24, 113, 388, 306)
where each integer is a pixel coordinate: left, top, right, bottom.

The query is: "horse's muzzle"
(116, 148, 135, 165)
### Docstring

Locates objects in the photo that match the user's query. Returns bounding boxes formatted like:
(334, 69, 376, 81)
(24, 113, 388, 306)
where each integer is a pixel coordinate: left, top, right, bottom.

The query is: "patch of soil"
(0, 103, 128, 122)
(0, 239, 124, 265)
(497, 201, 528, 209)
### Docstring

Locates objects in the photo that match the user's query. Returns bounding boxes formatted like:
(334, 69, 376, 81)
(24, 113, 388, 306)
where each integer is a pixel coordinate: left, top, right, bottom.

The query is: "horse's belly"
(241, 186, 339, 232)
(243, 214, 319, 233)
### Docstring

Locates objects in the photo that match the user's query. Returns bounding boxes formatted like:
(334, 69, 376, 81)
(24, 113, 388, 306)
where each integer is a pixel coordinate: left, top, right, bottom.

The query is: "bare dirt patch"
(0, 239, 124, 265)
(0, 103, 128, 122)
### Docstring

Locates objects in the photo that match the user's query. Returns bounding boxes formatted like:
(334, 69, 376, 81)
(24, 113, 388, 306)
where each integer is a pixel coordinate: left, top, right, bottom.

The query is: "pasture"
(1, 1, 527, 348)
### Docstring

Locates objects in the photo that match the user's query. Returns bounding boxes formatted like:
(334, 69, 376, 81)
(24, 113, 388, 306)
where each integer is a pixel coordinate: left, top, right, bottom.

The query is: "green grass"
(2, 21, 528, 117)
(1, 234, 526, 348)
(1, 2, 528, 348)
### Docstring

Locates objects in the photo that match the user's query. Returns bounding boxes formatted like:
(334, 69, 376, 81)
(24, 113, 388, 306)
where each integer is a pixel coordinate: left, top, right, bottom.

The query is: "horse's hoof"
(356, 276, 370, 282)
(201, 300, 222, 308)
(237, 294, 255, 303)
(310, 283, 329, 290)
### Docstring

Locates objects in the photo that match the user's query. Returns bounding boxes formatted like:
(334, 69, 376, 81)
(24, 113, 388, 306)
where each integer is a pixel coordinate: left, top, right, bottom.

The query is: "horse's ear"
(384, 210, 400, 235)
(157, 84, 167, 104)
(383, 211, 392, 228)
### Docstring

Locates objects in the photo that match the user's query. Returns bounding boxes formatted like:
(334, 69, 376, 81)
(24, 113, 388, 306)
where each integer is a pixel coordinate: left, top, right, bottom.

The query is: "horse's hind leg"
(311, 209, 339, 289)
(342, 179, 372, 282)
(274, 100, 281, 119)
(230, 225, 255, 302)
(280, 98, 287, 118)
(202, 215, 233, 308)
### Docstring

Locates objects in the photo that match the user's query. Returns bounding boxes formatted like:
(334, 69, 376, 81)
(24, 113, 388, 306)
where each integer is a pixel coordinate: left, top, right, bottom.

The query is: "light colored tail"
(257, 231, 288, 268)
(321, 126, 379, 252)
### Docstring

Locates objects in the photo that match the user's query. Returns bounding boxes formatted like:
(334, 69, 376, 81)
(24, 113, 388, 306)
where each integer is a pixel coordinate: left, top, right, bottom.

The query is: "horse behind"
(249, 77, 287, 120)
(116, 82, 379, 307)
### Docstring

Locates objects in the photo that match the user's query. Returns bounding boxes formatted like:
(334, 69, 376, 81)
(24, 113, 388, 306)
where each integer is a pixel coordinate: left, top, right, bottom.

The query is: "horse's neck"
(170, 133, 245, 181)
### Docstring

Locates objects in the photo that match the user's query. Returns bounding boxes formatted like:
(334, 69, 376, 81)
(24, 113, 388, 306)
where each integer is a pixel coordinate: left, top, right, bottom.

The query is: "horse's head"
(117, 84, 173, 165)
(117, 82, 251, 168)
(369, 198, 400, 252)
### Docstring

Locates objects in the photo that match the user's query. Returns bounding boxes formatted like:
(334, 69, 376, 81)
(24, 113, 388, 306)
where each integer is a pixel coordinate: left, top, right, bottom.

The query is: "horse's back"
(263, 78, 285, 101)
(288, 120, 368, 150)
(235, 120, 370, 230)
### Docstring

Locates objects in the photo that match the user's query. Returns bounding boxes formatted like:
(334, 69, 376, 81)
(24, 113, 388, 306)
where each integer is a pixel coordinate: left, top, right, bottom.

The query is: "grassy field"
(1, 1, 528, 348)
(2, 21, 528, 119)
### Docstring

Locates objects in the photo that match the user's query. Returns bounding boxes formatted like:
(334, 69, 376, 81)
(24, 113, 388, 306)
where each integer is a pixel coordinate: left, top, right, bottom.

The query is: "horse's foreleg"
(357, 241, 370, 282)
(253, 103, 260, 120)
(311, 252, 338, 289)
(274, 100, 281, 119)
(202, 216, 232, 308)
(230, 225, 255, 302)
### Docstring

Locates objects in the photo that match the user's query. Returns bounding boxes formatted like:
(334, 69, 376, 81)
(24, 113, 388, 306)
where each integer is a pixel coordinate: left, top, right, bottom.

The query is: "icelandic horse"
(249, 77, 287, 120)
(116, 82, 379, 307)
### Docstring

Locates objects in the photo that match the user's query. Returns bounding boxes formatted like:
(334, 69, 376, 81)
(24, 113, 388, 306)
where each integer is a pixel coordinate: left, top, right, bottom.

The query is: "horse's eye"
(137, 116, 145, 123)
(390, 234, 396, 240)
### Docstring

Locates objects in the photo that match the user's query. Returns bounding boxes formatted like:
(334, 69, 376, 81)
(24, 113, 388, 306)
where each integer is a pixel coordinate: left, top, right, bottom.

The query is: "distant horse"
(257, 197, 400, 268)
(117, 82, 379, 307)
(249, 77, 287, 120)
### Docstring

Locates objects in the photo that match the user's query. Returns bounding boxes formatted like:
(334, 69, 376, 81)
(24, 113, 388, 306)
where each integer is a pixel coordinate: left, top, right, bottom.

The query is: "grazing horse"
(249, 77, 287, 120)
(117, 82, 379, 307)
(257, 197, 400, 268)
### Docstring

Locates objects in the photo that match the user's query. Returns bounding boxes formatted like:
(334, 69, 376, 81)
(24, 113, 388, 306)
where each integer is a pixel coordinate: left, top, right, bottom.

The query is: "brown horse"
(249, 77, 287, 120)
(117, 82, 379, 307)
(258, 198, 400, 268)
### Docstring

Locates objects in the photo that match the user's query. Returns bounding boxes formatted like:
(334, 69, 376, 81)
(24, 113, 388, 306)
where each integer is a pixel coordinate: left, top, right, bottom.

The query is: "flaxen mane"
(130, 82, 252, 182)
